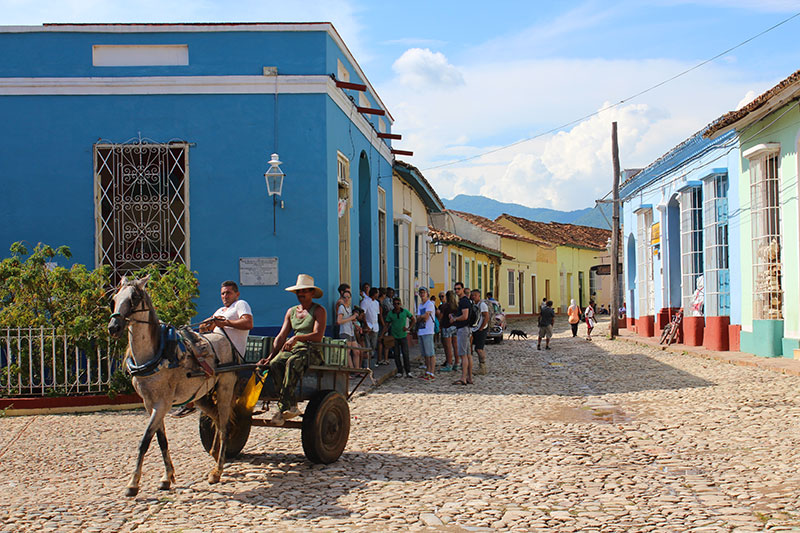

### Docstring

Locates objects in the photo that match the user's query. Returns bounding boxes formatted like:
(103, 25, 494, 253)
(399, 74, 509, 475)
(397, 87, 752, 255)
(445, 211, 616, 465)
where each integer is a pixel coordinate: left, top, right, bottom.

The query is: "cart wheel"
(199, 407, 252, 460)
(302, 390, 350, 464)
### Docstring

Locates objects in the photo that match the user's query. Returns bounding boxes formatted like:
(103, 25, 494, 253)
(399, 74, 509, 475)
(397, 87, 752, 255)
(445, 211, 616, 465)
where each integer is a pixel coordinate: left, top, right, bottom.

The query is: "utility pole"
(610, 122, 621, 339)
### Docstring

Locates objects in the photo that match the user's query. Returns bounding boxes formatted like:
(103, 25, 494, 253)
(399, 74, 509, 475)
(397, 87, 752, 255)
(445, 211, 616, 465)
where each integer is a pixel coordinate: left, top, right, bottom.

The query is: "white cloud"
(391, 48, 465, 89)
(736, 90, 757, 110)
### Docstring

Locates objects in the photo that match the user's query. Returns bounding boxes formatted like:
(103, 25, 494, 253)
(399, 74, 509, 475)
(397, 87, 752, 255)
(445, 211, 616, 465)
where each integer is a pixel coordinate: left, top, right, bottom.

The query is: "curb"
(1, 393, 143, 417)
(614, 334, 800, 378)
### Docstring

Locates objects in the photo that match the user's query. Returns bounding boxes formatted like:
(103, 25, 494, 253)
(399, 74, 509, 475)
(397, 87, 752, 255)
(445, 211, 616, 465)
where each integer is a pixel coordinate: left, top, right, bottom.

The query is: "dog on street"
(508, 329, 528, 340)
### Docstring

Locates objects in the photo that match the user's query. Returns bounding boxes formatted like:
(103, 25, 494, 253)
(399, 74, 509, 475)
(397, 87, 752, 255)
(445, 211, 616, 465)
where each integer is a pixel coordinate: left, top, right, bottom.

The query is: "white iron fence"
(1, 327, 125, 397)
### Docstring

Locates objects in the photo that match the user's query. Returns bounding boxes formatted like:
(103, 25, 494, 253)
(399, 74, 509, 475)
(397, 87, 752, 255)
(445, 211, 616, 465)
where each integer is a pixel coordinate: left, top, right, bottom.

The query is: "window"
(680, 186, 704, 313)
(489, 263, 495, 295)
(748, 146, 783, 319)
(507, 270, 516, 307)
(415, 230, 430, 292)
(337, 59, 350, 82)
(337, 152, 351, 285)
(95, 141, 189, 283)
(477, 261, 483, 293)
(464, 258, 471, 288)
(703, 174, 730, 316)
(393, 223, 400, 290)
(636, 209, 654, 316)
(378, 187, 387, 286)
(450, 251, 458, 288)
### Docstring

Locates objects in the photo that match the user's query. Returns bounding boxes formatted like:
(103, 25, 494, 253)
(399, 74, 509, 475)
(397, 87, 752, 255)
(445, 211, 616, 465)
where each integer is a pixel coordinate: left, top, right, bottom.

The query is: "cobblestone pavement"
(2, 318, 800, 532)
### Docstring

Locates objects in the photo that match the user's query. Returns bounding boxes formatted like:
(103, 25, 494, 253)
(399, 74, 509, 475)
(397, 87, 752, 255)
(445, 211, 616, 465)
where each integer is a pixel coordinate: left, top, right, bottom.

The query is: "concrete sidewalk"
(615, 326, 800, 377)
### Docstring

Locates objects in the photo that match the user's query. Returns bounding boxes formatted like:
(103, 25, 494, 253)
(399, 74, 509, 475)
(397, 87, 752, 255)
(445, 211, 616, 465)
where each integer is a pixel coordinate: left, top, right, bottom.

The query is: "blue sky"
(4, 0, 800, 209)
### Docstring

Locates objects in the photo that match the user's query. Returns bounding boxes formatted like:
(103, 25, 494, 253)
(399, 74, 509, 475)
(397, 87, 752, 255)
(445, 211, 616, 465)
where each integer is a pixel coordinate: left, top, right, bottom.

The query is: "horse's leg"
(156, 426, 176, 490)
(126, 408, 159, 497)
(208, 376, 236, 484)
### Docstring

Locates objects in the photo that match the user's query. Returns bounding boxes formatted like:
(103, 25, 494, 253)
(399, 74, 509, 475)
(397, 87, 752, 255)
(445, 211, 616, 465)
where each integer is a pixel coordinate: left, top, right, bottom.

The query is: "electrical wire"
(422, 11, 800, 172)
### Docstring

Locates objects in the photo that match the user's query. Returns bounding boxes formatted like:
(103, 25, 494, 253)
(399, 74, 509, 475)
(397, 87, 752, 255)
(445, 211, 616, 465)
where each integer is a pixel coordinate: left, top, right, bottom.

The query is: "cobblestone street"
(2, 318, 800, 532)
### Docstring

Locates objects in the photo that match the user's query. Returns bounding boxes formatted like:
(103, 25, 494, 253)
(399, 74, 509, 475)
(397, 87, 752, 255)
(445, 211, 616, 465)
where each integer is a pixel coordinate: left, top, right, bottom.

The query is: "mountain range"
(442, 194, 611, 229)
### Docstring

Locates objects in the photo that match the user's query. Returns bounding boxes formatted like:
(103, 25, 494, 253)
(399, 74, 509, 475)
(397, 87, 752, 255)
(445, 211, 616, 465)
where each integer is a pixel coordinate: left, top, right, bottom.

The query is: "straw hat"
(285, 274, 323, 299)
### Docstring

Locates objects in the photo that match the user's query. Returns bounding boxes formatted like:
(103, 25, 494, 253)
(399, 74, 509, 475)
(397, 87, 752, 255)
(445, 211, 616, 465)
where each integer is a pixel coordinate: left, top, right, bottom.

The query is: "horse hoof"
(208, 472, 221, 484)
(159, 481, 171, 491)
(125, 487, 139, 497)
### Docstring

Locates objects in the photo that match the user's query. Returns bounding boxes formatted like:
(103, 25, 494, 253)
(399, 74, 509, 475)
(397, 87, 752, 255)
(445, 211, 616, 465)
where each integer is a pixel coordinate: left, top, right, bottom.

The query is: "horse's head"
(108, 275, 151, 338)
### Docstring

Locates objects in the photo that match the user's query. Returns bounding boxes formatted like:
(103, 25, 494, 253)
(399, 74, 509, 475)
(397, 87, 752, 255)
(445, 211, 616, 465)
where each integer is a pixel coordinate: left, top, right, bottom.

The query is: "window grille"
(393, 223, 400, 291)
(636, 210, 654, 316)
(337, 153, 351, 284)
(680, 186, 704, 314)
(464, 258, 471, 288)
(703, 174, 730, 316)
(587, 270, 595, 301)
(489, 263, 495, 295)
(477, 262, 483, 293)
(95, 142, 188, 283)
(750, 152, 783, 320)
(507, 270, 516, 307)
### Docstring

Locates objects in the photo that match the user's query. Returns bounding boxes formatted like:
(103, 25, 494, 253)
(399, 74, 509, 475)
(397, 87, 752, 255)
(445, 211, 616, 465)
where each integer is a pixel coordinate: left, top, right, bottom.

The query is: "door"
(531, 274, 537, 314)
(518, 271, 525, 314)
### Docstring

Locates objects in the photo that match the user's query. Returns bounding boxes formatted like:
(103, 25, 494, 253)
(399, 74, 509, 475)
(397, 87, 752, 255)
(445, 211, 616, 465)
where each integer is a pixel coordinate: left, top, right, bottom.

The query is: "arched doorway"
(666, 195, 681, 308)
(358, 151, 373, 286)
(627, 233, 636, 318)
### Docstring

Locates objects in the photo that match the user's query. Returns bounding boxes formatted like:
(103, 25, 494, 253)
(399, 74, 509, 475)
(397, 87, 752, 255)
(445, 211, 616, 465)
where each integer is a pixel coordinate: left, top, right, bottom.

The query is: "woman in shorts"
(437, 290, 458, 372)
(337, 289, 360, 367)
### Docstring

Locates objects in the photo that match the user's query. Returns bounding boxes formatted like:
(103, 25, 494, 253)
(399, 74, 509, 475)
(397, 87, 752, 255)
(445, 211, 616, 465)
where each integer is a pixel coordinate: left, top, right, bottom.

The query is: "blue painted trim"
(676, 180, 703, 192)
(633, 204, 653, 213)
(699, 169, 728, 181)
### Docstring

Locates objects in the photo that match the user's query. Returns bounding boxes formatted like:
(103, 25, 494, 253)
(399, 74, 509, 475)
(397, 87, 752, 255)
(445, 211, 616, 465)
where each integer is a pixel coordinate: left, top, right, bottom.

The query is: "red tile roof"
(428, 227, 512, 260)
(497, 214, 611, 250)
(704, 68, 800, 137)
(447, 210, 549, 246)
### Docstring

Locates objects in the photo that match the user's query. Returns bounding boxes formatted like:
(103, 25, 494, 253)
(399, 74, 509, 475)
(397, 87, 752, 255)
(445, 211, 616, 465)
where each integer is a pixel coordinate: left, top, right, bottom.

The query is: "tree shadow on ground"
(191, 451, 500, 519)
(369, 318, 714, 397)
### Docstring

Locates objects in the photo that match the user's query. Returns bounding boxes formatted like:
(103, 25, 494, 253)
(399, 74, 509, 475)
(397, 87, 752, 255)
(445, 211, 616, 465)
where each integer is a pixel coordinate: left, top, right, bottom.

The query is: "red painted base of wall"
(618, 318, 627, 329)
(638, 315, 655, 337)
(683, 316, 705, 346)
(627, 317, 636, 331)
(703, 316, 730, 351)
(0, 393, 142, 411)
(728, 324, 742, 352)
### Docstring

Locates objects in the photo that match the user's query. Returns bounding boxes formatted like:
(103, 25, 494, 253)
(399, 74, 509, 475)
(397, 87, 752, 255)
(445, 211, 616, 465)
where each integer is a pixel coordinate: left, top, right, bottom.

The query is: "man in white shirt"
(471, 289, 490, 375)
(362, 287, 381, 366)
(416, 287, 437, 380)
(173, 280, 253, 418)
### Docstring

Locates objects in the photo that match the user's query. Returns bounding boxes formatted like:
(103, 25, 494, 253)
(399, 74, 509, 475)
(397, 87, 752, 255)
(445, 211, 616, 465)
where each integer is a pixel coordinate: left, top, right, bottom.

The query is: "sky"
(4, 0, 800, 211)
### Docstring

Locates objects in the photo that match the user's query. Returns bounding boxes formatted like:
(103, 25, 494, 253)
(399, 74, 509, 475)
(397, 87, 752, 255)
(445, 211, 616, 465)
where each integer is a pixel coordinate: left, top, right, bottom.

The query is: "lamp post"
(264, 153, 285, 235)
(433, 241, 444, 255)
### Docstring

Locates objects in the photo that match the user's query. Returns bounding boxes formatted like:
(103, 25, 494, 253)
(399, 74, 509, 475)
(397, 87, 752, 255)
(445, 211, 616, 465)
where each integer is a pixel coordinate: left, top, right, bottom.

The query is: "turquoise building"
(705, 69, 800, 358)
(0, 23, 399, 334)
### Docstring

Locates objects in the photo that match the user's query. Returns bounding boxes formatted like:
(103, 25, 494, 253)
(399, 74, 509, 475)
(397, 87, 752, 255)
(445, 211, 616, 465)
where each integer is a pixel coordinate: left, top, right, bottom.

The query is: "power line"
(421, 10, 800, 172)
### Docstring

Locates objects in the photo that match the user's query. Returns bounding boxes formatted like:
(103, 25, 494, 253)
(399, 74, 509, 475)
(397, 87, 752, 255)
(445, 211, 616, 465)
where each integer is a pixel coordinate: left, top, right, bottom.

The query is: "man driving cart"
(258, 274, 326, 426)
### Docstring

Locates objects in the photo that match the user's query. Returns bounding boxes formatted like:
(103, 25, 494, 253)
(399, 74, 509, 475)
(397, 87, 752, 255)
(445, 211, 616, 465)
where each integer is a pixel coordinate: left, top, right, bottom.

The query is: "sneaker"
(427, 372, 436, 380)
(452, 364, 460, 371)
(537, 345, 541, 350)
(171, 404, 196, 418)
(440, 365, 453, 372)
(545, 346, 551, 350)
(270, 410, 285, 426)
(283, 406, 301, 420)
(477, 362, 487, 375)
(405, 373, 413, 378)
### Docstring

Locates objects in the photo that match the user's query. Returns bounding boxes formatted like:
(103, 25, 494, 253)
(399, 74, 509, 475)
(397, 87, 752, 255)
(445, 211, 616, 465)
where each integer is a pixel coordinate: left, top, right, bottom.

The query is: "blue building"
(620, 129, 741, 350)
(0, 23, 398, 334)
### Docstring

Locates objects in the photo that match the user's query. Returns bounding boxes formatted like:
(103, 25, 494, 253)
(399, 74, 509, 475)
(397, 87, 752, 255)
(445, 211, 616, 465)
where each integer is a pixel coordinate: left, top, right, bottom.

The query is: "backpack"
(468, 301, 480, 328)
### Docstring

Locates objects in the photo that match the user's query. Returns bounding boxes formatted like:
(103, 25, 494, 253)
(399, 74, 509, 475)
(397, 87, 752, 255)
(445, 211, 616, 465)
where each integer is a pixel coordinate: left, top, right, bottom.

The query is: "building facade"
(0, 23, 396, 334)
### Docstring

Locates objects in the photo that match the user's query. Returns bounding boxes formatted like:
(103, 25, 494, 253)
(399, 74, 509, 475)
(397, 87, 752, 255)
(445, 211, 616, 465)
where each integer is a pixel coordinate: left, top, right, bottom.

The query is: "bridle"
(110, 285, 154, 327)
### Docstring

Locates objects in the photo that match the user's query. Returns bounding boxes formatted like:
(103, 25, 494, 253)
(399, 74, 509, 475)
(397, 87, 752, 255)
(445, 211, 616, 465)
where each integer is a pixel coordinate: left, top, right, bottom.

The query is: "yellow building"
(446, 211, 557, 316)
(496, 215, 612, 313)
(391, 161, 445, 310)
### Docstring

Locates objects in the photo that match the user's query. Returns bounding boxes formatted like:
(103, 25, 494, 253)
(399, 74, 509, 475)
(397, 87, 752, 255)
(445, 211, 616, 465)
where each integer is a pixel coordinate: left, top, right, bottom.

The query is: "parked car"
(486, 301, 507, 343)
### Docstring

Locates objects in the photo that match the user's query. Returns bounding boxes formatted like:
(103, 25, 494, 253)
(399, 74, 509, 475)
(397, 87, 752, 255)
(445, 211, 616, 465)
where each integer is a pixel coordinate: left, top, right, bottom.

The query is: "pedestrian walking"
(567, 299, 581, 337)
(437, 290, 457, 372)
(384, 297, 415, 378)
(585, 299, 596, 341)
(416, 287, 436, 380)
(336, 289, 360, 368)
(537, 300, 555, 350)
(362, 287, 381, 366)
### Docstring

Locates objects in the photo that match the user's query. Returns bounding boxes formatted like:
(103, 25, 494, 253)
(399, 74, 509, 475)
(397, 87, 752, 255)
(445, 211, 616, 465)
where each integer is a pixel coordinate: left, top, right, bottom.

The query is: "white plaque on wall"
(239, 257, 278, 286)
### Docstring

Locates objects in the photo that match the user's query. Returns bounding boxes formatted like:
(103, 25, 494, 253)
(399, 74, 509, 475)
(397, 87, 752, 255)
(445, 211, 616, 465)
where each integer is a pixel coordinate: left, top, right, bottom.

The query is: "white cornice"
(0, 74, 393, 162)
(0, 22, 394, 122)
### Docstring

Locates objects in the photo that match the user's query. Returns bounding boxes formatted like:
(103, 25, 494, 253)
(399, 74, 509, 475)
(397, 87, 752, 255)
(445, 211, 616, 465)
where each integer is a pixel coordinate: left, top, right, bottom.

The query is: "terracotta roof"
(498, 214, 611, 250)
(447, 210, 548, 246)
(428, 227, 512, 260)
(704, 68, 800, 137)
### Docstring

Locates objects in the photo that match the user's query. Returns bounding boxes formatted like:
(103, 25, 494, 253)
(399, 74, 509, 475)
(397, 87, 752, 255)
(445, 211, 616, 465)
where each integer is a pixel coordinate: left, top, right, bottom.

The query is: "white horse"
(108, 276, 238, 497)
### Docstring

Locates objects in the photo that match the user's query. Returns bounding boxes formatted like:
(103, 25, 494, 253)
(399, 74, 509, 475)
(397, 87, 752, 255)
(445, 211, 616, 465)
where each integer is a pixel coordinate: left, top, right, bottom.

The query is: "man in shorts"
(450, 282, 473, 385)
(470, 289, 490, 375)
(538, 300, 555, 350)
(416, 287, 436, 380)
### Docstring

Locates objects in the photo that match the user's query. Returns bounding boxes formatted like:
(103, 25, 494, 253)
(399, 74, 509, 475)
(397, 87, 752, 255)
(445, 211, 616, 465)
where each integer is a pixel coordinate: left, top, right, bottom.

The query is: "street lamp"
(264, 153, 285, 234)
(433, 240, 444, 254)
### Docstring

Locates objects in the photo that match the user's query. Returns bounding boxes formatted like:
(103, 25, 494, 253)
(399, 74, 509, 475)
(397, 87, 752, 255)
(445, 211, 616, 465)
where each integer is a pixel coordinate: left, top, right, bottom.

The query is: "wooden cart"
(198, 336, 370, 464)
